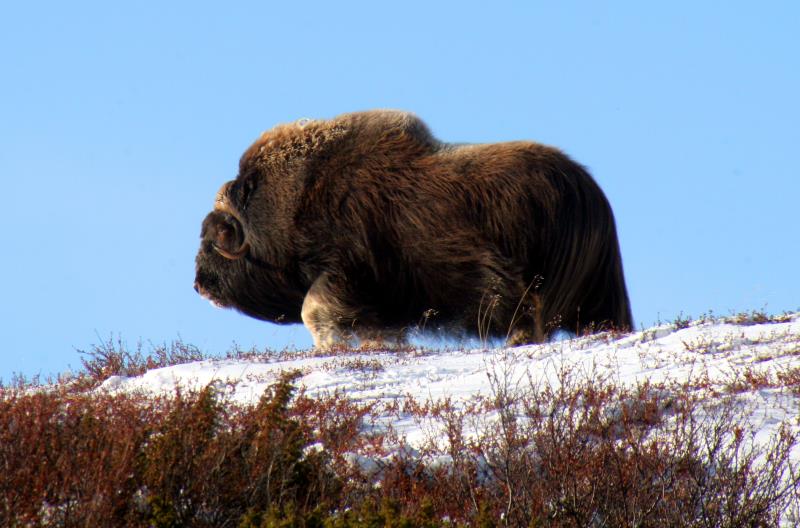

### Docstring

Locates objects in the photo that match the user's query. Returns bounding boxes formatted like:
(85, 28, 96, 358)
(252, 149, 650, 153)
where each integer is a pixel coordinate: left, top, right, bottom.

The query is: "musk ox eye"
(229, 177, 257, 212)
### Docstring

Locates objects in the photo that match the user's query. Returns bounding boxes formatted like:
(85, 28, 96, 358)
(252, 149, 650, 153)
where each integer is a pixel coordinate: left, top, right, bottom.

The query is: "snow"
(99, 314, 800, 456)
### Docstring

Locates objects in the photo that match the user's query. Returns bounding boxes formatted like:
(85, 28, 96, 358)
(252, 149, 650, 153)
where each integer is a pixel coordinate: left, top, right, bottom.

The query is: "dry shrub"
(340, 369, 800, 527)
(0, 373, 338, 527)
(1, 363, 798, 527)
(293, 390, 376, 455)
(78, 337, 207, 385)
(777, 366, 800, 396)
(0, 386, 151, 526)
(728, 309, 791, 326)
(140, 371, 340, 527)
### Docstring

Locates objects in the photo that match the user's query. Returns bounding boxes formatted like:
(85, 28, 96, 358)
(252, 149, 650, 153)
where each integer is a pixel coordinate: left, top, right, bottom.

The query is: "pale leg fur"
(301, 274, 408, 349)
(300, 284, 351, 348)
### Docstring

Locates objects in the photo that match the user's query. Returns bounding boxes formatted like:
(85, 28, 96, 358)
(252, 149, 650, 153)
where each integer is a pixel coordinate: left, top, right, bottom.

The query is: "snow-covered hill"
(100, 312, 800, 458)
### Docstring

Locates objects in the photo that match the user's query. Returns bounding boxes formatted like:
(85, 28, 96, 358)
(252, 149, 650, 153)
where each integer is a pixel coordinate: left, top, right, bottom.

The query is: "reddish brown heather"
(1, 367, 798, 526)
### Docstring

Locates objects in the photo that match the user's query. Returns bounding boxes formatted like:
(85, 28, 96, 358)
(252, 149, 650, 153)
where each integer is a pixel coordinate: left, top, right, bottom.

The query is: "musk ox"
(194, 110, 632, 348)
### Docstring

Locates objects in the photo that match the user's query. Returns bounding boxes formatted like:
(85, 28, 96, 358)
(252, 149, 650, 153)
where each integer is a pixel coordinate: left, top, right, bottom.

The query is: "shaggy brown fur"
(194, 110, 633, 347)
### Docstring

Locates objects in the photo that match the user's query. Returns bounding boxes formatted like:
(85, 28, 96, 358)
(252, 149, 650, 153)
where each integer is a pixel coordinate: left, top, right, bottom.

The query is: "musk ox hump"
(238, 117, 347, 170)
(240, 110, 439, 172)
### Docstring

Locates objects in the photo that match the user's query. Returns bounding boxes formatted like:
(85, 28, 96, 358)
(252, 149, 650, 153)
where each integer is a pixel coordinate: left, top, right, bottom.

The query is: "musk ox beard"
(194, 110, 633, 348)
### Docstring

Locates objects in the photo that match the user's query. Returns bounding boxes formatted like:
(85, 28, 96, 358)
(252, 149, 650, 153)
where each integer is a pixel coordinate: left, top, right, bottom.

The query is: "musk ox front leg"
(301, 273, 406, 349)
(301, 274, 352, 348)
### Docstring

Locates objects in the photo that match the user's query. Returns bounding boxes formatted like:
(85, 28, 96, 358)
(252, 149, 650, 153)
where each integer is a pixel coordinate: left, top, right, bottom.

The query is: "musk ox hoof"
(356, 332, 409, 352)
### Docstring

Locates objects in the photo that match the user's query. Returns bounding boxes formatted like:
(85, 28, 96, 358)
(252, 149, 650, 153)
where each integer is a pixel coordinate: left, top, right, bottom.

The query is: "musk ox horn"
(212, 241, 250, 260)
(211, 187, 251, 260)
(210, 214, 250, 260)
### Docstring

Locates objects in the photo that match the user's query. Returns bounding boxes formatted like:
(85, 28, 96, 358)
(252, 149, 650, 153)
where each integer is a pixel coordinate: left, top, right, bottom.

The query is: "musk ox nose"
(193, 280, 201, 294)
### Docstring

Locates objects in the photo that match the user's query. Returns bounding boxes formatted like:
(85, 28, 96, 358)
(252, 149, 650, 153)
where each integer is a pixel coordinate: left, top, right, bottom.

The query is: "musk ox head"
(194, 110, 633, 348)
(194, 189, 250, 306)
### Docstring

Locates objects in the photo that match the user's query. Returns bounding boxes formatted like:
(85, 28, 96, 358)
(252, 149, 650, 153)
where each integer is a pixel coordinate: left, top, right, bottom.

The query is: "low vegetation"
(2, 312, 799, 527)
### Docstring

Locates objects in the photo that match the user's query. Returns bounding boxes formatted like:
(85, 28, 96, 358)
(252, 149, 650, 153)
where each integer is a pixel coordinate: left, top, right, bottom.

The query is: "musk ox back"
(194, 110, 633, 347)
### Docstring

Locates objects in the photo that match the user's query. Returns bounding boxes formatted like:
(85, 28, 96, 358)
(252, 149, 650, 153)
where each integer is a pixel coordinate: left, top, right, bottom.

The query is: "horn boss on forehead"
(193, 110, 633, 348)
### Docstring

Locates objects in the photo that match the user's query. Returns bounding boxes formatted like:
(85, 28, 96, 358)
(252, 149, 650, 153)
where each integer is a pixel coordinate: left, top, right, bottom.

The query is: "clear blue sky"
(2, 2, 798, 380)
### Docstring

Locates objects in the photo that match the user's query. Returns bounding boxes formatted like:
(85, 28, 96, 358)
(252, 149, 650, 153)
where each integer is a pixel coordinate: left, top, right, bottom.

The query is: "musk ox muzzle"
(194, 110, 633, 348)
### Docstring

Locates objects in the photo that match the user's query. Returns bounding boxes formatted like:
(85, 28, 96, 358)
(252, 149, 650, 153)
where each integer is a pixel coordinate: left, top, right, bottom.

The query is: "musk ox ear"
(208, 212, 250, 260)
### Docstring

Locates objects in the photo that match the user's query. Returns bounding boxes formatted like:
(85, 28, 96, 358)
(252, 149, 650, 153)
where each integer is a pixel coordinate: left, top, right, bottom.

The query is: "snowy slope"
(100, 314, 800, 454)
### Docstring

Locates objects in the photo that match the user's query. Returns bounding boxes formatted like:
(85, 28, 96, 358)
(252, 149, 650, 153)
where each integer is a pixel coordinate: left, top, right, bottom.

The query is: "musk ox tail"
(537, 164, 633, 336)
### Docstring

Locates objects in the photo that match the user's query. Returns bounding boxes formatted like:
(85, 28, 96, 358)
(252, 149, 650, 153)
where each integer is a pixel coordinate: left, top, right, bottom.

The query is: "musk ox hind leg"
(301, 273, 407, 349)
(450, 251, 548, 347)
(408, 237, 547, 346)
(505, 292, 547, 346)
